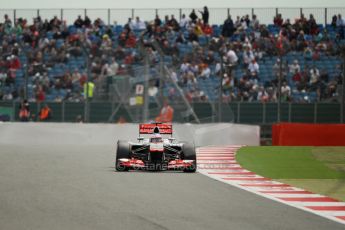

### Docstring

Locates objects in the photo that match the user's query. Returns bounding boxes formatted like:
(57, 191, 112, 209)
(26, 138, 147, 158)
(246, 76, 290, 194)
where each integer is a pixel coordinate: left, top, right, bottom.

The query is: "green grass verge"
(236, 146, 345, 201)
(278, 179, 345, 202)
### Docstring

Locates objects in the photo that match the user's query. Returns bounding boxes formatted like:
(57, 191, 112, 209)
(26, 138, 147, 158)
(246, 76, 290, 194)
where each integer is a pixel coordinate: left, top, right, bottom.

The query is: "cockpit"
(150, 137, 163, 143)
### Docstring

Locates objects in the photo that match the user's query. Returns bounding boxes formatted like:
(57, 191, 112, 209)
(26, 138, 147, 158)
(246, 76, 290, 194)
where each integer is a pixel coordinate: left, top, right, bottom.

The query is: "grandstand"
(0, 7, 344, 124)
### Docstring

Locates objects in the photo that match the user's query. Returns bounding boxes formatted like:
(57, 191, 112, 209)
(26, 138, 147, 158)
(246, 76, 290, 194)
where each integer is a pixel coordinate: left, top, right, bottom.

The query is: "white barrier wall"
(0, 123, 260, 146)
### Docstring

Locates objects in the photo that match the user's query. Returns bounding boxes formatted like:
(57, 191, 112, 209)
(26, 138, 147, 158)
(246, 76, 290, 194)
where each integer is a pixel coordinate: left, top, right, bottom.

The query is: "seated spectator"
(203, 51, 215, 65)
(155, 100, 174, 123)
(202, 23, 213, 36)
(326, 79, 339, 99)
(308, 14, 318, 35)
(74, 15, 84, 28)
(312, 49, 320, 60)
(304, 46, 313, 60)
(242, 36, 252, 50)
(292, 69, 302, 84)
(281, 81, 291, 101)
(234, 17, 242, 31)
(320, 69, 329, 83)
(179, 14, 189, 29)
(194, 20, 204, 36)
(257, 86, 269, 102)
(142, 22, 154, 38)
(167, 15, 180, 31)
(154, 15, 162, 27)
(331, 15, 337, 28)
(71, 69, 81, 88)
(4, 14, 12, 27)
(272, 58, 288, 84)
(250, 14, 260, 29)
(84, 16, 91, 27)
(336, 14, 345, 39)
(124, 18, 133, 31)
(259, 25, 270, 37)
(133, 17, 146, 30)
(309, 66, 320, 85)
(125, 32, 137, 48)
(226, 45, 239, 65)
(188, 30, 199, 44)
(9, 55, 21, 70)
(222, 16, 235, 37)
(175, 32, 186, 44)
(244, 14, 251, 27)
(248, 59, 259, 78)
(108, 58, 119, 77)
(124, 52, 135, 65)
(289, 60, 301, 74)
(299, 68, 310, 88)
(199, 63, 211, 79)
(36, 85, 46, 102)
(114, 46, 126, 60)
(222, 73, 234, 92)
(163, 15, 170, 25)
(234, 16, 247, 31)
(274, 14, 283, 27)
(282, 18, 292, 29)
(100, 34, 112, 51)
(19, 103, 30, 122)
(39, 104, 52, 121)
(336, 14, 345, 27)
(242, 47, 254, 67)
(180, 60, 190, 74)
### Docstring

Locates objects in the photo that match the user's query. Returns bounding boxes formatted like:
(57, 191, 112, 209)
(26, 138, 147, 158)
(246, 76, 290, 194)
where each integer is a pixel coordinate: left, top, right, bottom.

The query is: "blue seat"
(199, 36, 207, 46)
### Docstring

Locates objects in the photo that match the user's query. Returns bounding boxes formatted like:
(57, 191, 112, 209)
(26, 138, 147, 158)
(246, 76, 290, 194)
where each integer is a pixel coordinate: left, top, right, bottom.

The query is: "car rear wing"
(139, 123, 173, 135)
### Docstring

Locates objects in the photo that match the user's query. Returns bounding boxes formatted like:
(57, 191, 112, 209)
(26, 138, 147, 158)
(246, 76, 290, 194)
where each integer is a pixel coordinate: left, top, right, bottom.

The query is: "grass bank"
(236, 147, 345, 201)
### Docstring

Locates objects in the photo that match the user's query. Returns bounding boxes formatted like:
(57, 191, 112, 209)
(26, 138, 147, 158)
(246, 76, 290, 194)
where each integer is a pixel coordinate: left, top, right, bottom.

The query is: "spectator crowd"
(0, 7, 344, 104)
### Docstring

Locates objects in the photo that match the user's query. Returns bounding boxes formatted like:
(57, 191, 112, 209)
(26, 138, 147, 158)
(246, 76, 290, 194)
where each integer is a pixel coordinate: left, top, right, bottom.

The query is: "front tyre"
(115, 140, 130, 171)
(182, 143, 197, 173)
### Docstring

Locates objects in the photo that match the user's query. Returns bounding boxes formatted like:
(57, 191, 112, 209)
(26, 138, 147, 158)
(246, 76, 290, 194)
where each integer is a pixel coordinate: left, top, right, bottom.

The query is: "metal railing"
(1, 7, 345, 26)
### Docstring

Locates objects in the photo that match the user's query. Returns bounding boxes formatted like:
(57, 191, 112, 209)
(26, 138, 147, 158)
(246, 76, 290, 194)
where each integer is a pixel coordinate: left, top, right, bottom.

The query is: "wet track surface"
(0, 144, 344, 230)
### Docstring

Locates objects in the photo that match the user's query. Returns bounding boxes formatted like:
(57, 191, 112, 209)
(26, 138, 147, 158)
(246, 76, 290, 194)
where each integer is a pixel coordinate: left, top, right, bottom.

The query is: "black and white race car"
(115, 123, 196, 172)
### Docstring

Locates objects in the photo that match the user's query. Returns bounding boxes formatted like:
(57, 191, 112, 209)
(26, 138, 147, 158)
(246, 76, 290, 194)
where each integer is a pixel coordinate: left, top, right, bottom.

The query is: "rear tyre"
(115, 140, 130, 171)
(182, 143, 197, 173)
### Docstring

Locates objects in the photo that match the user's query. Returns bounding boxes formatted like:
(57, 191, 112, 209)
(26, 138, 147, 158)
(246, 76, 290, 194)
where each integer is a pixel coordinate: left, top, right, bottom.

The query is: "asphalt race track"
(1, 143, 344, 230)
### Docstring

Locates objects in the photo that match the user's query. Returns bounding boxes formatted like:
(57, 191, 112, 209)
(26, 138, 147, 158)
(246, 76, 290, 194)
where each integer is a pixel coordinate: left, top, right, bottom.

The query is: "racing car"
(115, 123, 196, 172)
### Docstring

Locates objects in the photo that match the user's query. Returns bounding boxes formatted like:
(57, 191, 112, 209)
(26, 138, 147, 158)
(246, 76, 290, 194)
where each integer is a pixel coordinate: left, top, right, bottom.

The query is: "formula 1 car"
(115, 123, 196, 172)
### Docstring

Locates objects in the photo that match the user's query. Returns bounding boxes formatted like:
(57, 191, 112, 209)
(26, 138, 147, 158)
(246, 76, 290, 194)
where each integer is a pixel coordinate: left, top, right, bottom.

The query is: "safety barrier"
(272, 123, 345, 146)
(0, 101, 342, 124)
